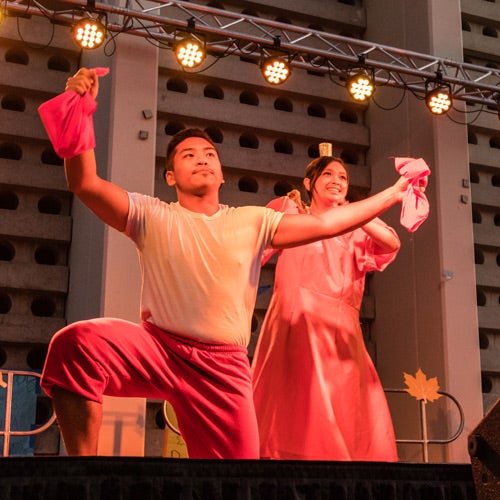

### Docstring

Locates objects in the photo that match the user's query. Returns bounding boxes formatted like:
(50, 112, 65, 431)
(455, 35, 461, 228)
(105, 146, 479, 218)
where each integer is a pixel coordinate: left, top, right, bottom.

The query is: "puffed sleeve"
(352, 219, 400, 273)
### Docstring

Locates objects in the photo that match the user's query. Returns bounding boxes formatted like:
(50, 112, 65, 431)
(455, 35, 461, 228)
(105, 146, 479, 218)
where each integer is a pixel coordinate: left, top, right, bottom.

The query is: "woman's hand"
(393, 176, 410, 202)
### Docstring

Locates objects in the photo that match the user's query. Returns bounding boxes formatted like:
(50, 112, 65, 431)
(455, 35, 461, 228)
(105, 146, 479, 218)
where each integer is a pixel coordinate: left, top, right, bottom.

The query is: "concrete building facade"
(0, 0, 498, 462)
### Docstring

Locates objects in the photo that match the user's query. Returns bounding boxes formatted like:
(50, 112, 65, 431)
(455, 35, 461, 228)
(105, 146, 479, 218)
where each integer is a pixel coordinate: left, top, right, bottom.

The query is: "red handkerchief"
(394, 157, 430, 232)
(38, 67, 109, 159)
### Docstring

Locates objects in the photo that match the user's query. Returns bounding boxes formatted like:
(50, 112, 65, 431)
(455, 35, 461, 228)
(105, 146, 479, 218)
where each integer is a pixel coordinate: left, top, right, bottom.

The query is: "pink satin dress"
(252, 197, 399, 461)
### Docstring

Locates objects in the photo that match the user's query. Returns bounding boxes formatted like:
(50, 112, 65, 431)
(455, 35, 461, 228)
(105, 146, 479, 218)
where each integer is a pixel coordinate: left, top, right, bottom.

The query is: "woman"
(252, 155, 400, 461)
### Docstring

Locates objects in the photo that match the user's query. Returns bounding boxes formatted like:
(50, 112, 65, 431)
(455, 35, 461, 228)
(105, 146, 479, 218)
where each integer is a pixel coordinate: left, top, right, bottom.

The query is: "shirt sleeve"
(124, 192, 163, 247)
(261, 197, 300, 266)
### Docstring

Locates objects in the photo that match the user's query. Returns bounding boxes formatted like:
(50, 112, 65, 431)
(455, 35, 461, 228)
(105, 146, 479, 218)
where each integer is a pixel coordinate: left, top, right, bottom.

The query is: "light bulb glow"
(261, 57, 290, 85)
(347, 73, 374, 101)
(175, 39, 206, 68)
(73, 18, 105, 50)
(427, 89, 452, 115)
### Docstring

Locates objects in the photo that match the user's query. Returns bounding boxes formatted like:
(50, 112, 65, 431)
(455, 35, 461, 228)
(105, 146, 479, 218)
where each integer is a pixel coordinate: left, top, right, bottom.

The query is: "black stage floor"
(0, 457, 477, 500)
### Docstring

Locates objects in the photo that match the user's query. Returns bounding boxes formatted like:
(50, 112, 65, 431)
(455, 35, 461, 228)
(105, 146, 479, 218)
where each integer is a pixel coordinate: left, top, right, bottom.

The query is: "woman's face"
(308, 161, 349, 207)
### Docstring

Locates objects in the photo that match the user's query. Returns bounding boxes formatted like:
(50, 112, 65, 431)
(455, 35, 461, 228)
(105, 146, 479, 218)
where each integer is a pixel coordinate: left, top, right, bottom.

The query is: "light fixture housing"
(72, 14, 107, 50)
(346, 67, 375, 102)
(260, 55, 291, 85)
(425, 76, 452, 115)
(173, 32, 207, 69)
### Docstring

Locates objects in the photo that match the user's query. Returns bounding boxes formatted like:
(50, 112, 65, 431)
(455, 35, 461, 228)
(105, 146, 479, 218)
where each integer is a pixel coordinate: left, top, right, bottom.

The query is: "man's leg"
(41, 318, 179, 456)
(171, 344, 260, 459)
(52, 386, 103, 455)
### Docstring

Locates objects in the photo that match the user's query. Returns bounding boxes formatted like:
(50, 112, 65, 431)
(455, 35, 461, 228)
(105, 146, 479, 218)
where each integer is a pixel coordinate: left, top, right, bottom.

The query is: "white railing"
(1, 372, 464, 460)
(163, 389, 465, 463)
(0, 369, 57, 457)
(385, 388, 465, 463)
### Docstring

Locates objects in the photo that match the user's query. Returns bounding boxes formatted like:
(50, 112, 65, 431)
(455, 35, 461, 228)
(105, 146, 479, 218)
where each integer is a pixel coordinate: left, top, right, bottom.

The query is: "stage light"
(72, 15, 106, 50)
(261, 56, 291, 85)
(346, 68, 375, 102)
(260, 36, 292, 85)
(425, 80, 452, 115)
(174, 34, 206, 68)
(172, 19, 206, 69)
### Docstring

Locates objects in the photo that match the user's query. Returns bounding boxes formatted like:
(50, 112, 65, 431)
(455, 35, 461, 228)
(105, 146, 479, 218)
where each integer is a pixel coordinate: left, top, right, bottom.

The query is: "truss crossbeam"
(5, 0, 500, 108)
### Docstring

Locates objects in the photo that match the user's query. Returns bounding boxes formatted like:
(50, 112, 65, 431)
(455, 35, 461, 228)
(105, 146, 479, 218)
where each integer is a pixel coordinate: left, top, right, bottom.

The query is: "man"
(40, 68, 410, 459)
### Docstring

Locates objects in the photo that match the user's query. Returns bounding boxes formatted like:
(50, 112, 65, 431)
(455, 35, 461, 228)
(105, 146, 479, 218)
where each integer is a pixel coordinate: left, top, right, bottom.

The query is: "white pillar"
(426, 0, 483, 463)
(365, 0, 483, 463)
(67, 34, 158, 456)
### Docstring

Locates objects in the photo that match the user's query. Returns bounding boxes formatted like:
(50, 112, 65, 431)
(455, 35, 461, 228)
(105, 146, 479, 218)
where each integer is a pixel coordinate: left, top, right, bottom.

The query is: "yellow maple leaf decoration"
(403, 368, 442, 403)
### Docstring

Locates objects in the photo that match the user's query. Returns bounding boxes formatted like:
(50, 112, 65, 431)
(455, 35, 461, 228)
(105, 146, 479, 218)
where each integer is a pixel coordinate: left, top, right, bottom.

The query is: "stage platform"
(0, 457, 476, 500)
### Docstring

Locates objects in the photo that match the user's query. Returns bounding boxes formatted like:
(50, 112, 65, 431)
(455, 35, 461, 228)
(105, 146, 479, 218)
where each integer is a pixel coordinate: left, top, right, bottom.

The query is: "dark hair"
(304, 156, 348, 201)
(165, 128, 217, 172)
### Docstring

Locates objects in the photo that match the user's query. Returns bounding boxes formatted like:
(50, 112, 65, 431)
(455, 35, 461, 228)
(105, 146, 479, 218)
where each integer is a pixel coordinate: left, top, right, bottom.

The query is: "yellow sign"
(162, 401, 188, 458)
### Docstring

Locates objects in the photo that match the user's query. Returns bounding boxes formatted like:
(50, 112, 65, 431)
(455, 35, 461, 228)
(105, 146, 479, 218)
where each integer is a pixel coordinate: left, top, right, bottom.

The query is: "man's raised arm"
(64, 68, 129, 233)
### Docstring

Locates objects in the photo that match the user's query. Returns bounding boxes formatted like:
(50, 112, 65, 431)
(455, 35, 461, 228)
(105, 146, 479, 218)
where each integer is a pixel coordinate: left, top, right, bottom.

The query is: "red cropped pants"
(41, 318, 259, 459)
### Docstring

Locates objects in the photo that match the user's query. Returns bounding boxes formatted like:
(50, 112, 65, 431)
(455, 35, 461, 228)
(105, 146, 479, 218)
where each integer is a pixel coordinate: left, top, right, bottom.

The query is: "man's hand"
(65, 68, 99, 99)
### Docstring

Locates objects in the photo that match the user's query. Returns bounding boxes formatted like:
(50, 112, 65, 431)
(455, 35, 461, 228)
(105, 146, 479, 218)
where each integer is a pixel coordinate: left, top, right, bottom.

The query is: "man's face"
(165, 136, 224, 195)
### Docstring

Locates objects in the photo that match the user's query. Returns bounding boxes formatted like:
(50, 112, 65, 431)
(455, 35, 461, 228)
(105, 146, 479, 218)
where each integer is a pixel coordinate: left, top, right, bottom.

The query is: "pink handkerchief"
(38, 67, 109, 159)
(394, 157, 430, 232)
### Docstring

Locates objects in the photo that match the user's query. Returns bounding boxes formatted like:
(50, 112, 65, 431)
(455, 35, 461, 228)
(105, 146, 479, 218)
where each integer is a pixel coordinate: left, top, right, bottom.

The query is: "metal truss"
(6, 0, 500, 109)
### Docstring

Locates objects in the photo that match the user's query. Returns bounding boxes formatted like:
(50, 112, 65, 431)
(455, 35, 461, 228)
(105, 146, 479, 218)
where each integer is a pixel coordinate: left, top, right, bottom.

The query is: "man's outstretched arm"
(271, 176, 408, 248)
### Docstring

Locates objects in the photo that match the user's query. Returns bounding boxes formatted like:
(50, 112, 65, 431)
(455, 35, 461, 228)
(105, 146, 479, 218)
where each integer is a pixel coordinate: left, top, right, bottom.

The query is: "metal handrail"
(163, 388, 465, 462)
(0, 372, 465, 459)
(162, 400, 181, 436)
(385, 388, 465, 462)
(0, 369, 57, 457)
